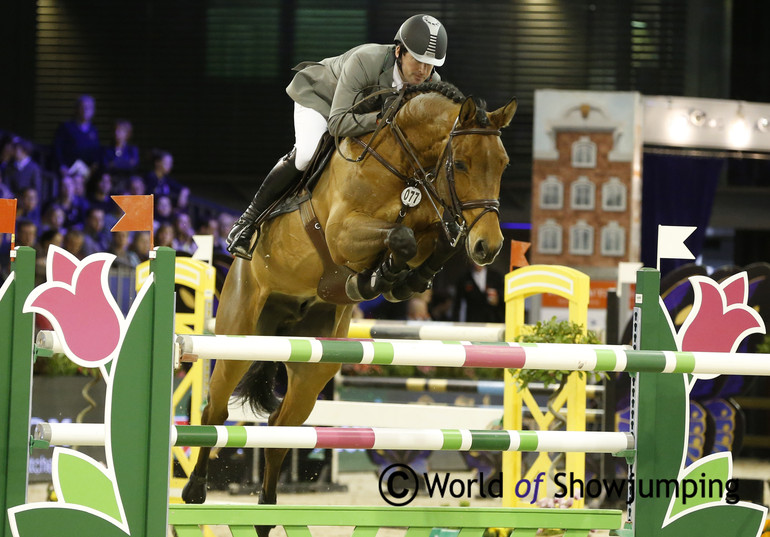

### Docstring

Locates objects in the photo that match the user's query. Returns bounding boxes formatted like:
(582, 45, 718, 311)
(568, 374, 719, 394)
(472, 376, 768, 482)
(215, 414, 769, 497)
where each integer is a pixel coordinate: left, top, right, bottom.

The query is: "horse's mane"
(401, 81, 490, 127)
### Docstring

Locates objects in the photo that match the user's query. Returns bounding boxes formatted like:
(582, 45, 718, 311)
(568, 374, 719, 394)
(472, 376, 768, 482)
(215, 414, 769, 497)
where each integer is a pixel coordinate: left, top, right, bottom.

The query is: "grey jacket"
(286, 43, 440, 138)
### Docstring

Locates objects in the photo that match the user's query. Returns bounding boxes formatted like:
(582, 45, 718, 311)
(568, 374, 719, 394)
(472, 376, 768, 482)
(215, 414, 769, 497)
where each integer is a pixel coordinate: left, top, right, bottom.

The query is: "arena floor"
(29, 471, 615, 537)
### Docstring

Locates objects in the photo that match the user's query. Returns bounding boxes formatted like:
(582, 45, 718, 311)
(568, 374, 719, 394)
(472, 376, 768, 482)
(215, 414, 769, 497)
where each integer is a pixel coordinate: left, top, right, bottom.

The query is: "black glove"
(378, 92, 400, 121)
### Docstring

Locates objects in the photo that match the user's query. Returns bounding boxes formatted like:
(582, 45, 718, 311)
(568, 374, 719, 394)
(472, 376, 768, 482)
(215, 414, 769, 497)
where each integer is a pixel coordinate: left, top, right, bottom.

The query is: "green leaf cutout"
(55, 448, 124, 524)
(9, 504, 129, 537)
(668, 453, 731, 519)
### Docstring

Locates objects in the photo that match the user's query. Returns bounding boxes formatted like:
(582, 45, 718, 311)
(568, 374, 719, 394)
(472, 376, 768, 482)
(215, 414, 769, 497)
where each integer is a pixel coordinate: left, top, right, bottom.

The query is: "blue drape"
(641, 153, 724, 275)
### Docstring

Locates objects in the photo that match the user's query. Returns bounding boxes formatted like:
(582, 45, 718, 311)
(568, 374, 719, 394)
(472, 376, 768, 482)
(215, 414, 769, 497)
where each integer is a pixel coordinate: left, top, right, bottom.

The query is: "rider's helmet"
(394, 14, 447, 67)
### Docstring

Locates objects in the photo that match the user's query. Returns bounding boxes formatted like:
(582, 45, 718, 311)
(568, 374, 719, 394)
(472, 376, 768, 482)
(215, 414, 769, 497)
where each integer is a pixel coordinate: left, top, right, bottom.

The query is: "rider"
(226, 14, 449, 260)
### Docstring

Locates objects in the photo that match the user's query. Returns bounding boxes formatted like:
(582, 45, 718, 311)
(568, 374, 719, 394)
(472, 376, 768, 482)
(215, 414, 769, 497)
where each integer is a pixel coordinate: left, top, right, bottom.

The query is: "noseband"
(352, 109, 502, 247)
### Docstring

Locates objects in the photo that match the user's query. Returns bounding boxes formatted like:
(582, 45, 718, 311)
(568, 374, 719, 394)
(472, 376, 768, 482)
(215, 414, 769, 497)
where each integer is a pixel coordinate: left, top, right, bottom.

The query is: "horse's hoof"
(384, 285, 414, 302)
(181, 474, 208, 504)
(385, 226, 417, 260)
(256, 492, 276, 537)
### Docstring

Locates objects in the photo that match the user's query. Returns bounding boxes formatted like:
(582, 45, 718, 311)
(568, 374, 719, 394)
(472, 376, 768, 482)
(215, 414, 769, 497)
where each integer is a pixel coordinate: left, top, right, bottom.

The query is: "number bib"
(400, 186, 422, 208)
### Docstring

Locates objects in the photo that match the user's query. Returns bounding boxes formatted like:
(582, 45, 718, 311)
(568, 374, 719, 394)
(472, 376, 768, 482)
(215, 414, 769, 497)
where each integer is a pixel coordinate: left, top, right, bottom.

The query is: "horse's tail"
(234, 362, 282, 417)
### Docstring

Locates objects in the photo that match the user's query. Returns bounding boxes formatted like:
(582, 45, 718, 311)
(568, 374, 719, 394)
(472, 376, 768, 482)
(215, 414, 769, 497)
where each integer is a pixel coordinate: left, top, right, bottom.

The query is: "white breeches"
(293, 102, 328, 171)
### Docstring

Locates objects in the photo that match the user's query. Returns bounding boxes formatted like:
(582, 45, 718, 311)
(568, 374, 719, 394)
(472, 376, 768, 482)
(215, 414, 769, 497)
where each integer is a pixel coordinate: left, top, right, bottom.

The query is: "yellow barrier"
(503, 265, 590, 507)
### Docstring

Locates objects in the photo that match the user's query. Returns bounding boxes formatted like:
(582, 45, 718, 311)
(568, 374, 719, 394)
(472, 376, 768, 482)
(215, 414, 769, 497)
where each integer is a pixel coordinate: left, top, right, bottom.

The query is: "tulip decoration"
(677, 272, 764, 354)
(631, 268, 767, 537)
(24, 247, 125, 372)
(8, 247, 175, 537)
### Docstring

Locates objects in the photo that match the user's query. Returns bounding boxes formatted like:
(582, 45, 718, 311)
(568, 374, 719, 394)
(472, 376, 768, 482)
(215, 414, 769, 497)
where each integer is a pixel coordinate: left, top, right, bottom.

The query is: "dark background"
(1, 0, 769, 265)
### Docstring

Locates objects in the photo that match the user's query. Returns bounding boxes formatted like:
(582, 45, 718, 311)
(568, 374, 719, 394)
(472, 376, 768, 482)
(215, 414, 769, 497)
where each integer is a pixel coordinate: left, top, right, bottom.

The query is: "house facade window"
(538, 219, 562, 254)
(601, 222, 626, 256)
(540, 175, 563, 209)
(570, 176, 595, 210)
(569, 220, 594, 255)
(571, 136, 597, 168)
(602, 177, 627, 212)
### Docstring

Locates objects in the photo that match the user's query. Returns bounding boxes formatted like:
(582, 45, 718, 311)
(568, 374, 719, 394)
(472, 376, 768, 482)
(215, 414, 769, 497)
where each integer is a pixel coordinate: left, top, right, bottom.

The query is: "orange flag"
(0, 198, 17, 234)
(111, 195, 154, 232)
(509, 239, 531, 271)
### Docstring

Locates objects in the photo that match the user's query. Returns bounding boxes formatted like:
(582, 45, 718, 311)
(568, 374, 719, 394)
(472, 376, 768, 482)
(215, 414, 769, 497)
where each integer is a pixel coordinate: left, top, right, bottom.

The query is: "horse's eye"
(454, 160, 468, 172)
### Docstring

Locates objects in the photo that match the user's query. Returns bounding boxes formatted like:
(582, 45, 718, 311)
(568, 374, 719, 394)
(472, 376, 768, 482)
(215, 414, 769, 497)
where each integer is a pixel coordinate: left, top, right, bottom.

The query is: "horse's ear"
(458, 96, 478, 125)
(489, 97, 518, 129)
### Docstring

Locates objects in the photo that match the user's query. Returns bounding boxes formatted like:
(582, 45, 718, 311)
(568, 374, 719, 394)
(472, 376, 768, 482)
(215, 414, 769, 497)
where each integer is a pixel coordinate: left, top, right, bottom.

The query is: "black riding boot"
(227, 150, 301, 260)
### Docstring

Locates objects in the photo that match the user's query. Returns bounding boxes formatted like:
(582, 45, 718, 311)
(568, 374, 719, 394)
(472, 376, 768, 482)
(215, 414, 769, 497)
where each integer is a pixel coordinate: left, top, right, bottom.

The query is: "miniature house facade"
(531, 90, 644, 270)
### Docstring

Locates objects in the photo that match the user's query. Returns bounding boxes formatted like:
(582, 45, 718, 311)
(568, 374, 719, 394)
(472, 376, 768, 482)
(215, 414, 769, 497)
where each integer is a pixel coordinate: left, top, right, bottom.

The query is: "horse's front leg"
(386, 228, 463, 302)
(326, 214, 417, 301)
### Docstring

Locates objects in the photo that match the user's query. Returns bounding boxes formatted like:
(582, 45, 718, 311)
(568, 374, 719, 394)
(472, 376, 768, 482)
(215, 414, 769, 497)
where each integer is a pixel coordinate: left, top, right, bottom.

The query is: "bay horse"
(182, 82, 517, 526)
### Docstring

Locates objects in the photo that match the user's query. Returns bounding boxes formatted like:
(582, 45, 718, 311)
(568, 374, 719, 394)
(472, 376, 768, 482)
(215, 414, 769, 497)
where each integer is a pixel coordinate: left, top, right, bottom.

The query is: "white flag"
(192, 235, 214, 264)
(657, 225, 696, 270)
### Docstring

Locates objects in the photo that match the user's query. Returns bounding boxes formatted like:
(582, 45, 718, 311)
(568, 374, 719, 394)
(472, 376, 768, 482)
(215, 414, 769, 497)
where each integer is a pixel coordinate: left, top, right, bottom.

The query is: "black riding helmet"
(394, 14, 447, 67)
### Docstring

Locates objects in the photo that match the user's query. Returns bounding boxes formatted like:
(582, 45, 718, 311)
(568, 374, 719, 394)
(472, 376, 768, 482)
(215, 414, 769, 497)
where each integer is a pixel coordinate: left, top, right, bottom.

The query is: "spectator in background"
(428, 289, 454, 322)
(452, 262, 505, 323)
(86, 172, 115, 215)
(101, 119, 140, 188)
(35, 229, 63, 286)
(16, 187, 41, 228)
(407, 290, 432, 320)
(108, 230, 140, 268)
(6, 137, 42, 196)
(51, 174, 89, 227)
(0, 171, 13, 199)
(15, 219, 38, 250)
(38, 203, 67, 237)
(62, 228, 85, 259)
(53, 94, 101, 178)
(125, 175, 146, 196)
(197, 216, 222, 254)
(154, 195, 174, 228)
(71, 170, 88, 198)
(0, 133, 15, 177)
(155, 222, 175, 248)
(129, 231, 151, 263)
(144, 149, 189, 210)
(172, 212, 196, 255)
(77, 207, 111, 256)
(214, 213, 236, 256)
(197, 216, 219, 238)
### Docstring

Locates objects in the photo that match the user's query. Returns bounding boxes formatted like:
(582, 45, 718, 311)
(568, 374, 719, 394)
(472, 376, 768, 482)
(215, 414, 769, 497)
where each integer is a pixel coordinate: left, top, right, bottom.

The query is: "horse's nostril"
(474, 240, 488, 258)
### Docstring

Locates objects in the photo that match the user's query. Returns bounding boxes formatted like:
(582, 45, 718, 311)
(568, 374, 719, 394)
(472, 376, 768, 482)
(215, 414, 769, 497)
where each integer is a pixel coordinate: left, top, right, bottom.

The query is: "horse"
(182, 82, 517, 531)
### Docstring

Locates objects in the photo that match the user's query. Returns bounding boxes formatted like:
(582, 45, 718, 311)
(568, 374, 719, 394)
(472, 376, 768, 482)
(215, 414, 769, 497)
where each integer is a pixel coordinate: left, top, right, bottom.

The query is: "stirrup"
(227, 221, 260, 261)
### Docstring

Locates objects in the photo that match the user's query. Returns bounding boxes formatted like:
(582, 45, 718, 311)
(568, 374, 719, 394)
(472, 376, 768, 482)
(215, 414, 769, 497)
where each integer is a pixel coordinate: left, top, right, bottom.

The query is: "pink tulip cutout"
(677, 272, 764, 353)
(24, 246, 125, 368)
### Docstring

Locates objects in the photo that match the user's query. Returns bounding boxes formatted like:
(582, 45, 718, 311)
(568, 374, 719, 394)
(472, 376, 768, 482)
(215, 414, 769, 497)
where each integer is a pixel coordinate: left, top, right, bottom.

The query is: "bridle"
(347, 93, 502, 248)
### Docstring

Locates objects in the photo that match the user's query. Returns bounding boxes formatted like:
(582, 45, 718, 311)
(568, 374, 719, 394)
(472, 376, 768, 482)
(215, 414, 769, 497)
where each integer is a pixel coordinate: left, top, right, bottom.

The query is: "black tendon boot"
(227, 149, 301, 260)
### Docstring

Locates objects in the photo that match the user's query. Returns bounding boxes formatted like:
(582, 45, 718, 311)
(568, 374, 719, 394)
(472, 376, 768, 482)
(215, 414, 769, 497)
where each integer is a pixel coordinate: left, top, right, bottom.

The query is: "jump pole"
(34, 422, 634, 453)
(39, 330, 770, 375)
(167, 335, 770, 375)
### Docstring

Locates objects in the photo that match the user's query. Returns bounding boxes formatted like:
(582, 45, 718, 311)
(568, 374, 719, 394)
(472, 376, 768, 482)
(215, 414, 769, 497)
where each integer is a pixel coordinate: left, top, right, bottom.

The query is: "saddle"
(262, 133, 358, 304)
(265, 133, 336, 219)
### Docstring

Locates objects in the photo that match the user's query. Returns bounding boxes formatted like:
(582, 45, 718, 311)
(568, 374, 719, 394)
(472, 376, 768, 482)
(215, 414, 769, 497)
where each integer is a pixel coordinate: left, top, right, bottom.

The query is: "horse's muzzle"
(469, 237, 503, 266)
